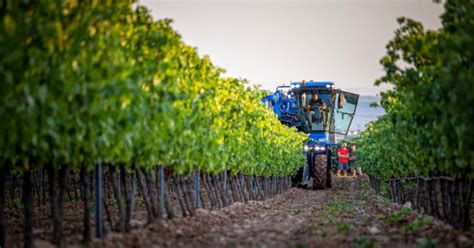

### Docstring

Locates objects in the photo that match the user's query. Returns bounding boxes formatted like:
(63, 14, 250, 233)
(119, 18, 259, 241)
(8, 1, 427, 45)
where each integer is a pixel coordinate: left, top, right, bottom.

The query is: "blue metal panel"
(273, 102, 281, 116)
(292, 81, 334, 87)
(307, 133, 330, 145)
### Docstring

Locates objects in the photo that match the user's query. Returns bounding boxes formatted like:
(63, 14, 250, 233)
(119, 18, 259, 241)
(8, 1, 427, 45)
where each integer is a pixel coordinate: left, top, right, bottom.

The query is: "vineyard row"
(0, 2, 307, 248)
(368, 176, 472, 230)
(0, 165, 292, 247)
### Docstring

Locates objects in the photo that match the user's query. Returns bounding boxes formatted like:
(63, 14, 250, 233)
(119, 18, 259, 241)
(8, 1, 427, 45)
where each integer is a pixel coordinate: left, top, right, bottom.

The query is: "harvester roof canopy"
(293, 80, 334, 87)
(290, 81, 335, 94)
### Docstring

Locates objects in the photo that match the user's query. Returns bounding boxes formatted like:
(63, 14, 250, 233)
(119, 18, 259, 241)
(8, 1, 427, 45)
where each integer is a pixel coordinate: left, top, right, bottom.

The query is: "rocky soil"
(90, 176, 473, 248)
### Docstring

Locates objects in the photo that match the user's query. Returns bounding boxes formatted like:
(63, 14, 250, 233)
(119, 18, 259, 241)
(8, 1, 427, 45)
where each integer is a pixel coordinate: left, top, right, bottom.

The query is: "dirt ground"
(89, 176, 473, 248)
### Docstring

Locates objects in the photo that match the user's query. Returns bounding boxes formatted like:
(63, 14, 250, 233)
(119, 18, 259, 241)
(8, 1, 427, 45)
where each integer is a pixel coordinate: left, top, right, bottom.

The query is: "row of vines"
(355, 0, 473, 230)
(0, 1, 306, 247)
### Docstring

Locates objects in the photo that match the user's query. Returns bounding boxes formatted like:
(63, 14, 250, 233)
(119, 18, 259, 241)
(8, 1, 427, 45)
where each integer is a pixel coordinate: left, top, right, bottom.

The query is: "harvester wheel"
(312, 153, 327, 190)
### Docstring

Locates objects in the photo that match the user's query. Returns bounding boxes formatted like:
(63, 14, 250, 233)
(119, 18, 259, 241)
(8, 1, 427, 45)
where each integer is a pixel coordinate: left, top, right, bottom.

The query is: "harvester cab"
(263, 80, 359, 189)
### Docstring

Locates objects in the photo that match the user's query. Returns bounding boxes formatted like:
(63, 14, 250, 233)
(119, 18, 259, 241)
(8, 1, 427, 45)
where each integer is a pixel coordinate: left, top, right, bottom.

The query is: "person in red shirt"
(337, 143, 350, 177)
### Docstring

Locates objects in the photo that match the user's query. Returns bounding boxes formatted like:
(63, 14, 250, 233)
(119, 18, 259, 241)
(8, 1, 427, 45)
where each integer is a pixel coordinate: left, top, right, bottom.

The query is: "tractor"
(262, 80, 359, 189)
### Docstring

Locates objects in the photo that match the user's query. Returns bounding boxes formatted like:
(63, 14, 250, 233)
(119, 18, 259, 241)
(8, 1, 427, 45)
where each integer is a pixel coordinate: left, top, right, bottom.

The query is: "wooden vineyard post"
(462, 179, 472, 230)
(23, 169, 33, 248)
(159, 166, 165, 219)
(223, 171, 227, 193)
(240, 174, 245, 199)
(130, 175, 137, 213)
(272, 177, 276, 195)
(0, 166, 6, 248)
(194, 169, 200, 209)
(223, 171, 230, 205)
(94, 163, 104, 238)
(251, 176, 256, 198)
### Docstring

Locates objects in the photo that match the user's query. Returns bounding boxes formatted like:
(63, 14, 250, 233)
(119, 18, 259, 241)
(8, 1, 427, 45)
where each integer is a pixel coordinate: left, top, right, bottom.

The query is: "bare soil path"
(94, 176, 473, 248)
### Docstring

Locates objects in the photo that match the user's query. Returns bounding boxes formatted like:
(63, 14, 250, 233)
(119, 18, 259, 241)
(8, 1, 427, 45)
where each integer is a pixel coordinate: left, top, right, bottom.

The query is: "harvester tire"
(312, 154, 327, 190)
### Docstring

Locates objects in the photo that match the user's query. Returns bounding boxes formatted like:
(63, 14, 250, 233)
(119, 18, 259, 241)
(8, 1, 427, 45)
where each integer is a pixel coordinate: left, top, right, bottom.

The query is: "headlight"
(320, 146, 326, 151)
(304, 145, 310, 152)
(314, 146, 321, 151)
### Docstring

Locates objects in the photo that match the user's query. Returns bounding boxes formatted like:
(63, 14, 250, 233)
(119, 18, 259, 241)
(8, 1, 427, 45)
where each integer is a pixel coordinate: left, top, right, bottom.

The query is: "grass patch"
(325, 193, 354, 216)
(383, 207, 411, 224)
(11, 197, 22, 209)
(294, 244, 309, 248)
(336, 222, 350, 233)
(359, 186, 373, 200)
(405, 216, 433, 231)
(292, 209, 302, 215)
(353, 236, 374, 248)
(311, 226, 328, 237)
(416, 237, 436, 248)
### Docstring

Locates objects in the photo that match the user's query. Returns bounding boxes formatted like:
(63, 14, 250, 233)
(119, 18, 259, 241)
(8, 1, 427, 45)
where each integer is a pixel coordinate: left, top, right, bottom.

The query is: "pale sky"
(140, 0, 443, 95)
